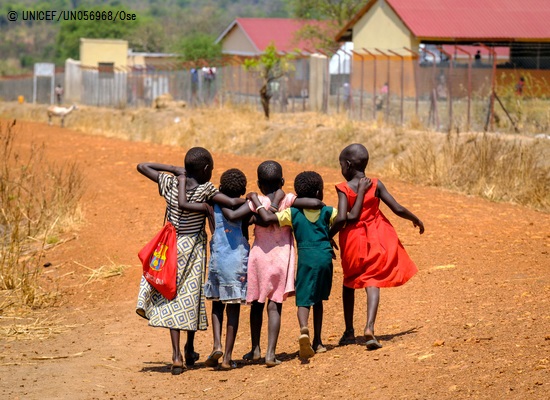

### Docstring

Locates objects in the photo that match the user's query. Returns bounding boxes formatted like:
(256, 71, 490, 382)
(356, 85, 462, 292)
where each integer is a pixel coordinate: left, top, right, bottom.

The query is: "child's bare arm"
(137, 163, 185, 183)
(177, 174, 210, 213)
(377, 180, 424, 234)
(222, 202, 252, 221)
(270, 188, 285, 212)
(247, 193, 278, 224)
(347, 177, 371, 221)
(293, 197, 325, 209)
(211, 192, 246, 208)
(329, 190, 349, 238)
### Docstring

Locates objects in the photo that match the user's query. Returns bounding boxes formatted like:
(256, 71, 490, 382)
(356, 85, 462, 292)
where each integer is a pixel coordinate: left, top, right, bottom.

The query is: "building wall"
(222, 26, 258, 56)
(353, 0, 418, 53)
(80, 38, 128, 68)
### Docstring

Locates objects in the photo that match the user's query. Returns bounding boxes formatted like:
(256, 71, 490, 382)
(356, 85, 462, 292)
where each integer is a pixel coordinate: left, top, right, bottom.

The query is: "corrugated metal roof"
(217, 18, 332, 54)
(337, 0, 550, 42)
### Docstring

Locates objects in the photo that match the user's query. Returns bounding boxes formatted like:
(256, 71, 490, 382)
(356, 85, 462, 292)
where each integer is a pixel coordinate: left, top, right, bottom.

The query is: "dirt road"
(1, 121, 548, 399)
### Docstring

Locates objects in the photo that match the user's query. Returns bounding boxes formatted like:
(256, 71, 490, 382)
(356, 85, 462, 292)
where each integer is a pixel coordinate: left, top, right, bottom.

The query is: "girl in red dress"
(330, 143, 424, 350)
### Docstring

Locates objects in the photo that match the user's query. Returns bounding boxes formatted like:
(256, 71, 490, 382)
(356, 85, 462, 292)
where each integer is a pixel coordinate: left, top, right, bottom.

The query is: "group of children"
(136, 143, 424, 375)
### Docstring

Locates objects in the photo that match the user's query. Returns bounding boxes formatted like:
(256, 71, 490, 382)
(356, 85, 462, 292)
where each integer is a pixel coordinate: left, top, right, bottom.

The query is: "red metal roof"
(217, 18, 333, 54)
(337, 0, 550, 42)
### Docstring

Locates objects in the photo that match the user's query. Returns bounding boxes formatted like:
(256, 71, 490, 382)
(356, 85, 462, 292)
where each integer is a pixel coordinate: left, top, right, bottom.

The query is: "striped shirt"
(158, 173, 217, 235)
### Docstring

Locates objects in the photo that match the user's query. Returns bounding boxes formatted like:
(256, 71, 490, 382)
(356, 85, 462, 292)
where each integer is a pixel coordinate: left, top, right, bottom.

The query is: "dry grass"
(0, 314, 82, 341)
(1, 101, 549, 212)
(0, 120, 85, 312)
(74, 260, 131, 285)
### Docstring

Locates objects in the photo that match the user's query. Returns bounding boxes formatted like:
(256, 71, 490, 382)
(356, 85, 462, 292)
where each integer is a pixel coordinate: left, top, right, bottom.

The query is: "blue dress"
(204, 204, 249, 303)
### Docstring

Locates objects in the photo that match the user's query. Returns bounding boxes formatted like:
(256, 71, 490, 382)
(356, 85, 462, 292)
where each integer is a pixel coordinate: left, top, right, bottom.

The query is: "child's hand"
(414, 219, 425, 234)
(174, 167, 186, 176)
(329, 238, 339, 259)
(358, 177, 372, 193)
(246, 192, 258, 200)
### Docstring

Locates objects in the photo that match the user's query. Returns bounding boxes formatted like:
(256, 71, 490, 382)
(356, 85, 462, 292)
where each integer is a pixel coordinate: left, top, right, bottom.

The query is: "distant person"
(436, 70, 448, 100)
(376, 82, 388, 110)
(474, 50, 482, 66)
(55, 84, 63, 105)
(515, 76, 525, 95)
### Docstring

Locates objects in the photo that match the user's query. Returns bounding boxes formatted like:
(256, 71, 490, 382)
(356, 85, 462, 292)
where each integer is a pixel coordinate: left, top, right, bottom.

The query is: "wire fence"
(1, 46, 549, 134)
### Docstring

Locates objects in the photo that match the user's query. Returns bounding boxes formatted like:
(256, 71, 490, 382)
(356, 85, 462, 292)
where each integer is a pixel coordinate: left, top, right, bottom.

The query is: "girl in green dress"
(250, 171, 365, 358)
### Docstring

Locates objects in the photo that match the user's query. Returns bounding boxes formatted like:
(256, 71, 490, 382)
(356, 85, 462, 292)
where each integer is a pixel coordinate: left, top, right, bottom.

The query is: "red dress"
(335, 179, 418, 289)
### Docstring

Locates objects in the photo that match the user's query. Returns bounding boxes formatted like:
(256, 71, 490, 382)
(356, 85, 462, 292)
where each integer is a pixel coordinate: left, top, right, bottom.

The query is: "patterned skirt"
(136, 231, 208, 331)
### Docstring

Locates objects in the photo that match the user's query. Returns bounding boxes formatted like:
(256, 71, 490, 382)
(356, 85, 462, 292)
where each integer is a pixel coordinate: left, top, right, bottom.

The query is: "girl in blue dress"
(180, 168, 250, 370)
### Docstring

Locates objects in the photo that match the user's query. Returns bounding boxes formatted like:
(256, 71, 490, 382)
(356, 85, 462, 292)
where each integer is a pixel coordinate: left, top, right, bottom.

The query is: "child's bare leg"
(365, 286, 380, 336)
(184, 330, 200, 365)
(265, 300, 282, 366)
(312, 301, 325, 352)
(297, 306, 310, 329)
(211, 301, 225, 352)
(170, 329, 183, 366)
(339, 285, 356, 345)
(243, 301, 263, 361)
(221, 304, 240, 369)
(205, 301, 225, 367)
(364, 286, 382, 350)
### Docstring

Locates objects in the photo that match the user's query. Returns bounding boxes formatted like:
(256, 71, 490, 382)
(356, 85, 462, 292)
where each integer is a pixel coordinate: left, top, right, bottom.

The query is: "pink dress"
(246, 193, 296, 304)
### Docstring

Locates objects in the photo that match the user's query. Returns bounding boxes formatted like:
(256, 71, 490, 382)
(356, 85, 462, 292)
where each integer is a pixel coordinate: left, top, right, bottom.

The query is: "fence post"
(363, 48, 377, 120)
(388, 49, 404, 125)
(351, 50, 364, 120)
(404, 47, 420, 117)
(479, 44, 497, 132)
(455, 46, 472, 131)
(421, 47, 440, 130)
(438, 46, 454, 132)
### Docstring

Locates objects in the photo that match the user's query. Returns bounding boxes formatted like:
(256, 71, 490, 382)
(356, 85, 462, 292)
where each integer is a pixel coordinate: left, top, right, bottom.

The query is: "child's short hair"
(294, 171, 323, 198)
(341, 143, 369, 171)
(257, 160, 283, 185)
(220, 168, 247, 198)
(184, 147, 213, 174)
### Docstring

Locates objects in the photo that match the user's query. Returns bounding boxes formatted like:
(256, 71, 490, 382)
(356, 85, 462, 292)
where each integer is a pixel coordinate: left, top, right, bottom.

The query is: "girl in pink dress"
(225, 160, 320, 367)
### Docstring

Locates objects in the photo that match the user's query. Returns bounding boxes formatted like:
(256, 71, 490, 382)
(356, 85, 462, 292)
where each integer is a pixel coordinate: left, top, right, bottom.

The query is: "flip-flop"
(204, 350, 223, 367)
(314, 345, 327, 354)
(298, 332, 315, 359)
(242, 351, 261, 362)
(171, 363, 185, 375)
(265, 358, 282, 368)
(185, 351, 200, 366)
(219, 360, 237, 370)
(365, 334, 382, 350)
(338, 329, 356, 346)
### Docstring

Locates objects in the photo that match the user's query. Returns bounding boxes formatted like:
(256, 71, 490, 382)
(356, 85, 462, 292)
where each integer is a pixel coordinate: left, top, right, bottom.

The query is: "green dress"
(291, 206, 334, 307)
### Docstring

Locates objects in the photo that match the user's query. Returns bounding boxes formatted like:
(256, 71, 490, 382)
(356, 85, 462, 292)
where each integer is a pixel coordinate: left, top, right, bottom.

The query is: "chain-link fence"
(1, 46, 549, 134)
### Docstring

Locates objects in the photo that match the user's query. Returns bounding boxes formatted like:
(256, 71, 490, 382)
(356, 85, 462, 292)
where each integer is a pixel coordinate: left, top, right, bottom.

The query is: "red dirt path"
(1, 120, 549, 400)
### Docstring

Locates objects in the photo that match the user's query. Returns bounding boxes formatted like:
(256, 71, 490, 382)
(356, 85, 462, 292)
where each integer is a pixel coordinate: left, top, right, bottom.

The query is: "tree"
(286, 0, 368, 26)
(244, 43, 293, 119)
(286, 0, 368, 50)
(173, 33, 222, 63)
(55, 5, 139, 63)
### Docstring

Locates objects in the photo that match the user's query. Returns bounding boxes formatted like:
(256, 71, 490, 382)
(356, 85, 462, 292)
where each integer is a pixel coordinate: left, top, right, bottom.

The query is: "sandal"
(171, 363, 185, 375)
(338, 329, 356, 346)
(365, 333, 382, 350)
(219, 360, 237, 370)
(184, 345, 200, 366)
(265, 358, 282, 368)
(205, 350, 223, 368)
(243, 350, 261, 362)
(298, 327, 315, 359)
